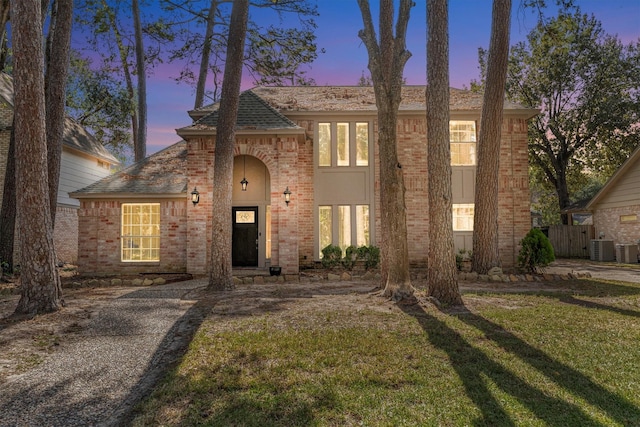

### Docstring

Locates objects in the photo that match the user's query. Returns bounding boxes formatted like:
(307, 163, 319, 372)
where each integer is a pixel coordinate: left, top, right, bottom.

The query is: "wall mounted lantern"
(284, 187, 291, 205)
(191, 187, 200, 206)
(241, 155, 248, 191)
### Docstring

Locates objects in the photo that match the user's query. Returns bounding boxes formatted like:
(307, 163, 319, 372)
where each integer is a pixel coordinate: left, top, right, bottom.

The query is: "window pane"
(338, 205, 351, 255)
(453, 204, 474, 231)
(319, 206, 332, 257)
(121, 203, 160, 262)
(318, 123, 331, 166)
(450, 121, 477, 165)
(337, 123, 349, 166)
(266, 205, 272, 259)
(356, 123, 369, 166)
(356, 205, 370, 246)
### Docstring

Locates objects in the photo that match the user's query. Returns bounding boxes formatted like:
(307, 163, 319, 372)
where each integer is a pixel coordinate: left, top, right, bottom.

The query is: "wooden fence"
(547, 225, 594, 258)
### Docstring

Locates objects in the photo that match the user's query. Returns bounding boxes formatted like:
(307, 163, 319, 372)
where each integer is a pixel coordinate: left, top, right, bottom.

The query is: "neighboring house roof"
(562, 197, 592, 214)
(586, 143, 640, 209)
(0, 72, 119, 165)
(70, 141, 187, 198)
(191, 86, 536, 117)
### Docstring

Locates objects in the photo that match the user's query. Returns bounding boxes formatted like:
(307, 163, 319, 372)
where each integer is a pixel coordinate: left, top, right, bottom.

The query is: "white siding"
(58, 148, 112, 207)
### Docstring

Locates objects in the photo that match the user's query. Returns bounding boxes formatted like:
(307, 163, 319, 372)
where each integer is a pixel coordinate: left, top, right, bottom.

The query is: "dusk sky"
(142, 0, 640, 154)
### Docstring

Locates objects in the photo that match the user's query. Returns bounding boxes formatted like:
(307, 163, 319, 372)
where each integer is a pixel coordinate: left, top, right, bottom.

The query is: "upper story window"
(318, 122, 369, 167)
(450, 121, 476, 166)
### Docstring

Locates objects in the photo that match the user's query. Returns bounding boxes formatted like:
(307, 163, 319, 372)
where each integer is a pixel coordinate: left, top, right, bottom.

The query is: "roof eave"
(177, 127, 306, 140)
(70, 192, 186, 200)
(586, 144, 640, 209)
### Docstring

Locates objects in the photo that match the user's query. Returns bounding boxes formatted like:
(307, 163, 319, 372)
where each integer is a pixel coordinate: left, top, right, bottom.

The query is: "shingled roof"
(70, 141, 187, 197)
(0, 73, 119, 165)
(191, 86, 534, 116)
(179, 90, 303, 135)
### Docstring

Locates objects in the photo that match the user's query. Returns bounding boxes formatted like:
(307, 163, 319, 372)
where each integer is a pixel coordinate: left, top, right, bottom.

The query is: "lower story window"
(453, 203, 474, 231)
(121, 203, 160, 262)
(319, 204, 370, 257)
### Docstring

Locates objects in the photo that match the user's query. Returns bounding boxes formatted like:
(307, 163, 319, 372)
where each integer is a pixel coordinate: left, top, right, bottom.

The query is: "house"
(586, 143, 640, 260)
(71, 86, 537, 276)
(0, 73, 120, 264)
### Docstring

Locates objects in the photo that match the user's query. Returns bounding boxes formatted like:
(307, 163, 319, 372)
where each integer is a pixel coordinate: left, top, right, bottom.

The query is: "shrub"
(455, 249, 472, 271)
(321, 244, 343, 268)
(342, 245, 358, 269)
(518, 228, 555, 273)
(357, 245, 380, 270)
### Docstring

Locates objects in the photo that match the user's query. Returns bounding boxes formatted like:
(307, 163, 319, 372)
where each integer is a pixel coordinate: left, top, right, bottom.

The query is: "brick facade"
(74, 87, 534, 276)
(593, 204, 640, 246)
(54, 206, 79, 264)
(77, 199, 187, 276)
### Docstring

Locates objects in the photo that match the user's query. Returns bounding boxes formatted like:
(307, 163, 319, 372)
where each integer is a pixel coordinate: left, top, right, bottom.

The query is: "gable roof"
(0, 72, 119, 165)
(70, 141, 187, 198)
(586, 144, 640, 209)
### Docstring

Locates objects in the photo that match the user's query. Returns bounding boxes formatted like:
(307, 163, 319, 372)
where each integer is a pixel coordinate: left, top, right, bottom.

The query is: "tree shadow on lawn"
(470, 278, 640, 319)
(400, 301, 640, 426)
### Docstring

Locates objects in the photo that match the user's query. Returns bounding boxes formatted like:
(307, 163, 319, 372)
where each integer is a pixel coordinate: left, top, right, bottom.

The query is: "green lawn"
(131, 278, 640, 426)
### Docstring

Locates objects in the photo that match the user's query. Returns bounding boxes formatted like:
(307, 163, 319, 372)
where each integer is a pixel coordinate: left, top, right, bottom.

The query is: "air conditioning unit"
(590, 240, 615, 261)
(616, 244, 639, 264)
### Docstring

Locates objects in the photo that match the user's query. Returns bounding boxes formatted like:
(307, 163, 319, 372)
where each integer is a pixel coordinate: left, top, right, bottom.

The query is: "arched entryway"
(232, 155, 271, 268)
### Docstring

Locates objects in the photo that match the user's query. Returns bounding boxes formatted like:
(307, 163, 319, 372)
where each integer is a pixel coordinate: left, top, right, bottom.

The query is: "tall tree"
(194, 0, 218, 109)
(0, 129, 15, 276)
(357, 0, 413, 301)
(208, 0, 249, 291)
(132, 0, 146, 161)
(426, 0, 462, 305)
(506, 9, 640, 224)
(0, 0, 9, 71)
(471, 0, 511, 274)
(12, 0, 63, 314)
(65, 51, 134, 161)
(161, 0, 318, 104)
(45, 0, 74, 227)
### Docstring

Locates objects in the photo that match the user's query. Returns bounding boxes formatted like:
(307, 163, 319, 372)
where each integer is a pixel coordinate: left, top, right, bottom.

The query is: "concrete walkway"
(546, 259, 640, 284)
(0, 279, 209, 427)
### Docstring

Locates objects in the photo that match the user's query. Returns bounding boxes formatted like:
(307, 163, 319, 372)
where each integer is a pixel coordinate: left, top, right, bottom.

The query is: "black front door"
(232, 207, 258, 267)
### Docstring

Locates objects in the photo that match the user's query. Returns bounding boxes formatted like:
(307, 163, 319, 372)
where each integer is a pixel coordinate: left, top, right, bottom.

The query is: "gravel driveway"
(0, 279, 209, 427)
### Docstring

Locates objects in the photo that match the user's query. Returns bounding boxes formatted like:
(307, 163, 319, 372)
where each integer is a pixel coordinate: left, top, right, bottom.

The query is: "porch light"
(284, 187, 291, 205)
(241, 155, 248, 191)
(191, 187, 200, 206)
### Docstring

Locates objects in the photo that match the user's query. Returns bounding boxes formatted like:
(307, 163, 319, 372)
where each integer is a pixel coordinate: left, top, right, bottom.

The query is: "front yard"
(129, 276, 640, 426)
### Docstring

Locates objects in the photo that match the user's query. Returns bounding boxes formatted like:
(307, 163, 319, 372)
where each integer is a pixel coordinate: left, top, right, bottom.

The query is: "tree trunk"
(133, 0, 146, 161)
(194, 0, 218, 109)
(357, 0, 414, 301)
(103, 0, 139, 162)
(556, 171, 571, 225)
(0, 0, 10, 71)
(0, 125, 16, 275)
(472, 0, 511, 274)
(45, 0, 73, 228)
(11, 0, 63, 315)
(426, 0, 462, 305)
(208, 0, 249, 291)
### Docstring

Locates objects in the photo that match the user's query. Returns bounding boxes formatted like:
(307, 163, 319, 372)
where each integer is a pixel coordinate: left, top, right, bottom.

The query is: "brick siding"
(593, 204, 640, 246)
(54, 206, 79, 264)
